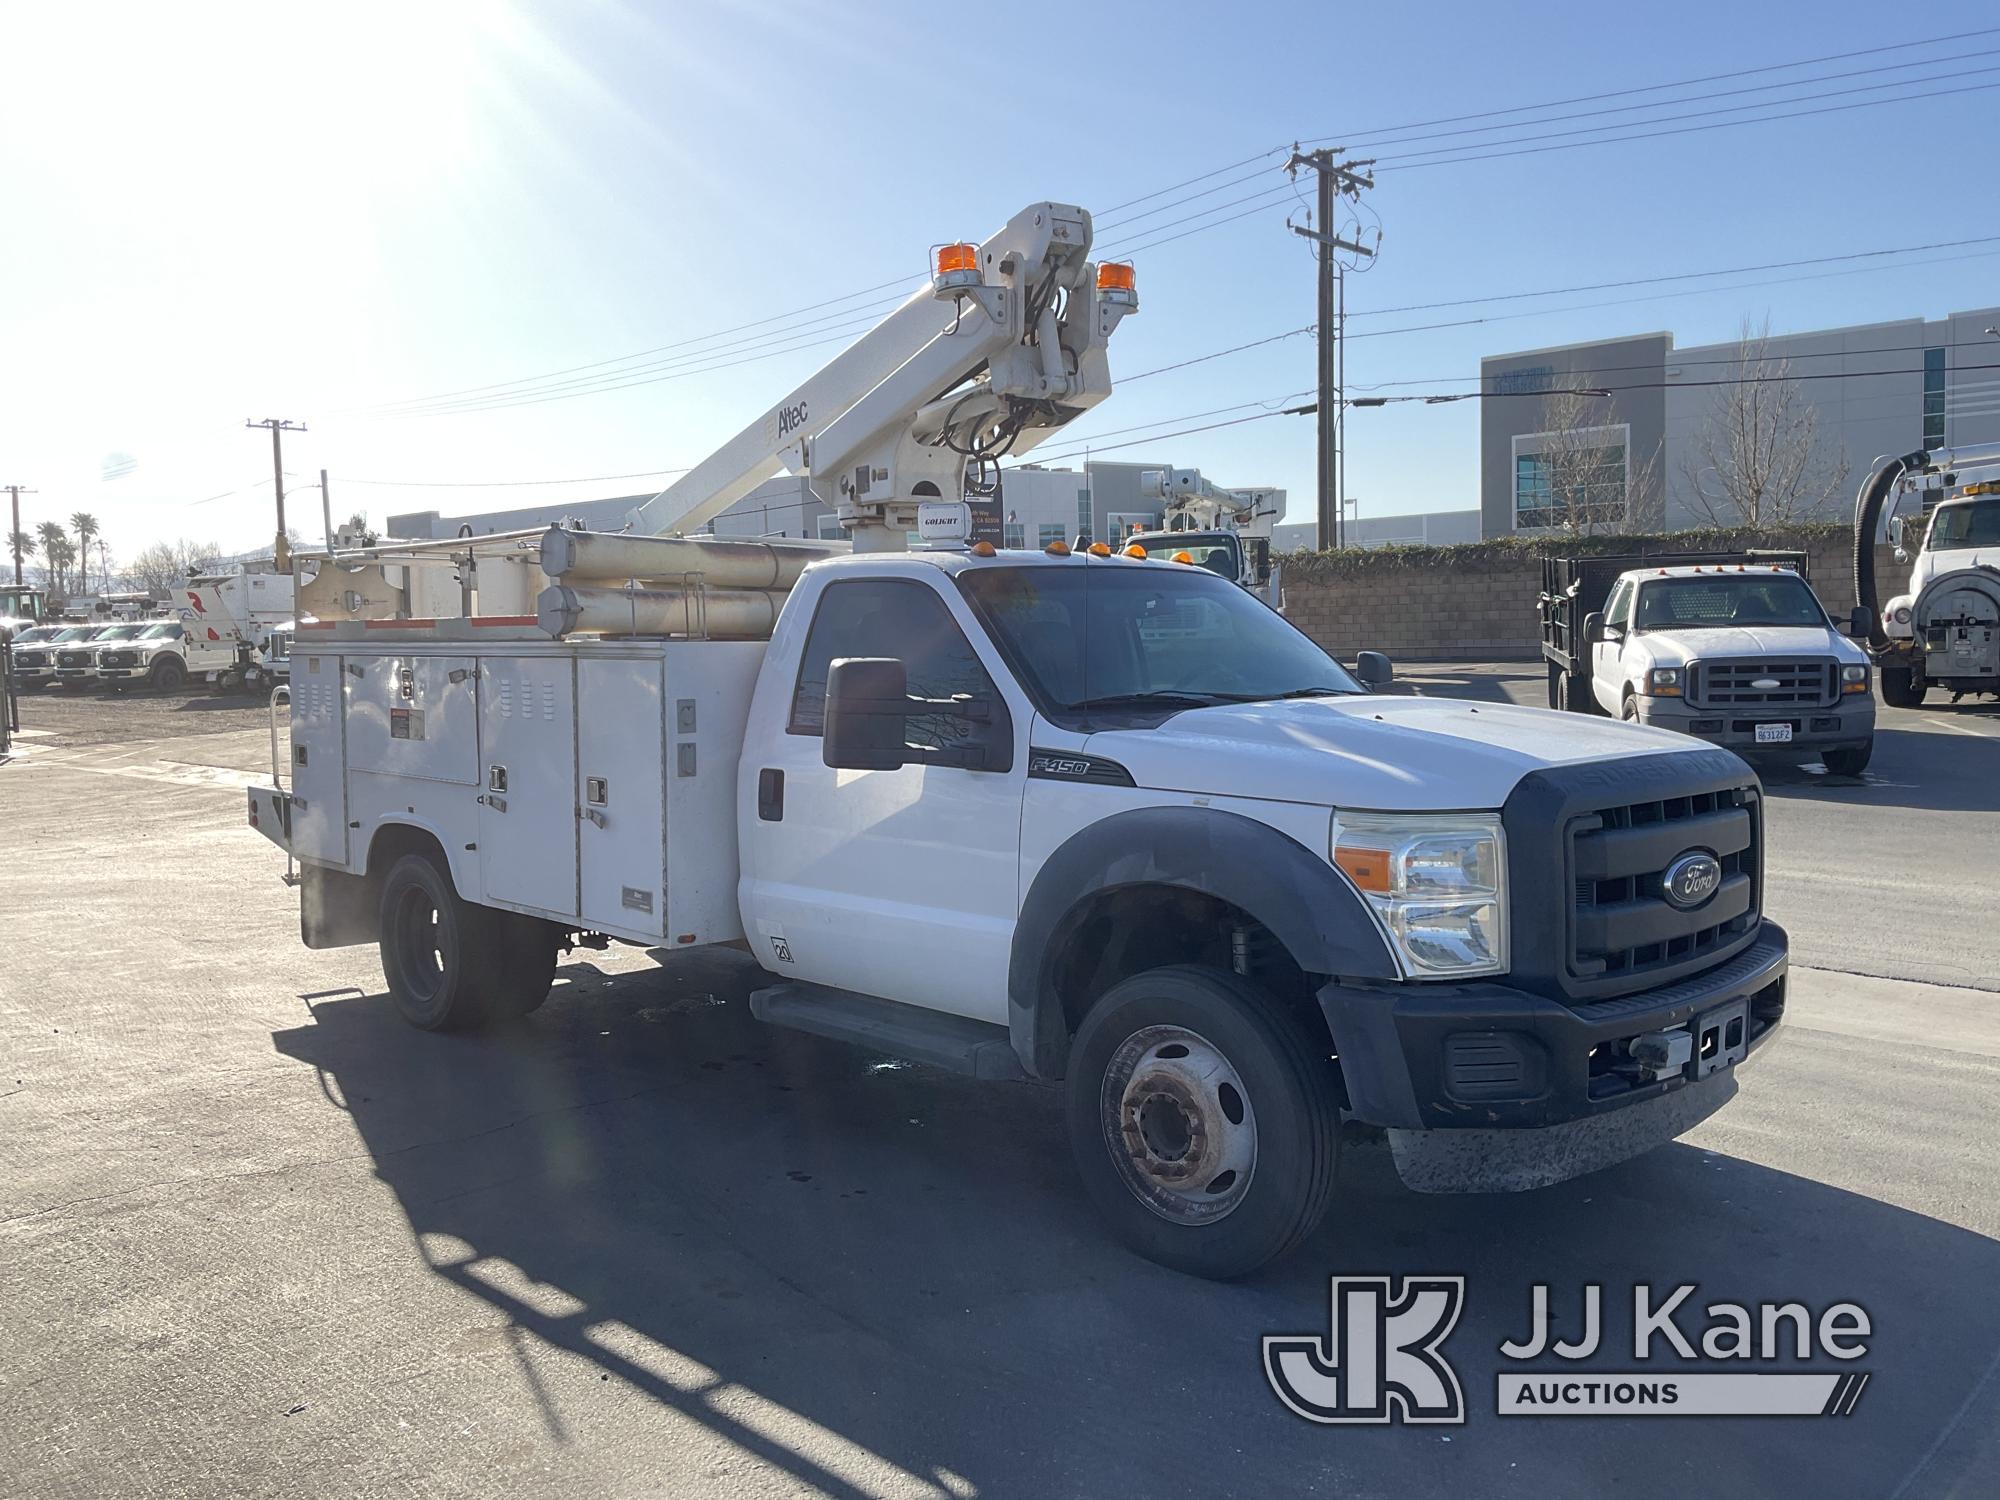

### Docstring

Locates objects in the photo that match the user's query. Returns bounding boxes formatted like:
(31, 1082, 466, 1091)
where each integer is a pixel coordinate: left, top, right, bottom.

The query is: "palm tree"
(70, 513, 99, 594)
(6, 530, 33, 583)
(35, 521, 67, 592)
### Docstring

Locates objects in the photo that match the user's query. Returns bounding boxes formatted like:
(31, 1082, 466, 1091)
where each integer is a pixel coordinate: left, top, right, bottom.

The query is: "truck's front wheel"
(1878, 665, 1926, 708)
(1066, 965, 1339, 1280)
(377, 853, 556, 1030)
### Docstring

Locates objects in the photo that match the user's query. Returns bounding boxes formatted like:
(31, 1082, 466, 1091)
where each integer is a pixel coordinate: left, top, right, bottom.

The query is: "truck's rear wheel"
(1066, 965, 1339, 1280)
(377, 853, 554, 1030)
(1565, 669, 1598, 714)
(1878, 665, 1926, 708)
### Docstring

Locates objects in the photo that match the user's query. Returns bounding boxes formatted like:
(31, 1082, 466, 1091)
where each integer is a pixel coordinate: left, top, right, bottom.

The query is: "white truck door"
(576, 655, 665, 937)
(478, 656, 579, 918)
(744, 575, 1025, 1024)
(1593, 577, 1635, 714)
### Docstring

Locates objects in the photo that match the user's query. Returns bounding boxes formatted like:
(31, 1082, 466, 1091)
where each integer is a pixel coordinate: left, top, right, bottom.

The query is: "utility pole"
(245, 418, 306, 571)
(1285, 148, 1375, 549)
(5, 485, 35, 587)
(319, 468, 334, 551)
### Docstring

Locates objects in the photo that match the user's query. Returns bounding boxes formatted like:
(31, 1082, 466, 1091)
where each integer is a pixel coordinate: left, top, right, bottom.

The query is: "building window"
(1037, 523, 1067, 548)
(1924, 346, 1946, 449)
(1513, 433, 1627, 529)
(1002, 524, 1025, 550)
(1076, 489, 1092, 544)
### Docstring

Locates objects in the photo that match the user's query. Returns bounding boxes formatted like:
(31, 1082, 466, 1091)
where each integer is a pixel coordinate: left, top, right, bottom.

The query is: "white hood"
(1632, 624, 1864, 667)
(1911, 545, 2000, 591)
(1085, 696, 1708, 812)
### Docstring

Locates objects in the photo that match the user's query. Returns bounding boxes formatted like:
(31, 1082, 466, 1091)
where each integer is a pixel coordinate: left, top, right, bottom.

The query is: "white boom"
(625, 202, 1138, 549)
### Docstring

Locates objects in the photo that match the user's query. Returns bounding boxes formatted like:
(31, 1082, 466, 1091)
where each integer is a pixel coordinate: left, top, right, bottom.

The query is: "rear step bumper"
(749, 982, 1027, 1081)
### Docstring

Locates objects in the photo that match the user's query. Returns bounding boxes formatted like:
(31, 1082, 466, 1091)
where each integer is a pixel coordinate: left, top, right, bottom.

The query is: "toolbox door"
(477, 655, 578, 919)
(576, 656, 666, 938)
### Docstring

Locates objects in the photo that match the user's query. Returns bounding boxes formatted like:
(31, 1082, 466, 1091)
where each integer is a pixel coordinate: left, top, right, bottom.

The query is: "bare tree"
(1517, 384, 1661, 536)
(126, 538, 227, 592)
(1683, 318, 1849, 526)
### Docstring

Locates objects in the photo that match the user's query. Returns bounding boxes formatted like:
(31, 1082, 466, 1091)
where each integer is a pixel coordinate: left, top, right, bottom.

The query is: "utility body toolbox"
(285, 630, 764, 948)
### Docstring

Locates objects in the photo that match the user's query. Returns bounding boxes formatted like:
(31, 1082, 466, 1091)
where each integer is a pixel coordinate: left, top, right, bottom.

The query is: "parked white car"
(1584, 564, 1875, 774)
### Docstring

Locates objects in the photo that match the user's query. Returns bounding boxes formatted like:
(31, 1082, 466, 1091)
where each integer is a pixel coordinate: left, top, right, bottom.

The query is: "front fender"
(1008, 805, 1399, 1078)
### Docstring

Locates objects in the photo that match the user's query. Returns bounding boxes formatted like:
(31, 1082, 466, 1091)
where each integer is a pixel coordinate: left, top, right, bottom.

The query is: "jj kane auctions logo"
(1265, 1277, 1872, 1423)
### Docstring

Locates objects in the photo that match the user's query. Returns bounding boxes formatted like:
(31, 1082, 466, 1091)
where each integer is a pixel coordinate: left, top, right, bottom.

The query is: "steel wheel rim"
(1101, 1024, 1256, 1224)
(393, 886, 446, 1003)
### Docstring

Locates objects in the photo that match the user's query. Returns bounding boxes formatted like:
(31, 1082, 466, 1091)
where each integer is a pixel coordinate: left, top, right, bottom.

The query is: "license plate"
(1753, 722, 1792, 744)
(1691, 1000, 1750, 1079)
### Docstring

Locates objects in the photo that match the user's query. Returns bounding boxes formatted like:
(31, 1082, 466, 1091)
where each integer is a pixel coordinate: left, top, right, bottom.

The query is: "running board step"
(748, 981, 1026, 1081)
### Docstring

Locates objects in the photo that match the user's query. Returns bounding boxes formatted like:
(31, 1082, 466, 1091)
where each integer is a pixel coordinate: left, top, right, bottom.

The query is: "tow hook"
(1627, 1029, 1694, 1081)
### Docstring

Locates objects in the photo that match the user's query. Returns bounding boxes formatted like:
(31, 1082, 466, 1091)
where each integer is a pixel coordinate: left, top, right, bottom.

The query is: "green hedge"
(1279, 522, 1854, 578)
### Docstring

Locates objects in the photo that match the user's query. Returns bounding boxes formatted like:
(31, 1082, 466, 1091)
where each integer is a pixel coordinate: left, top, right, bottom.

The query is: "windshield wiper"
(1063, 690, 1234, 712)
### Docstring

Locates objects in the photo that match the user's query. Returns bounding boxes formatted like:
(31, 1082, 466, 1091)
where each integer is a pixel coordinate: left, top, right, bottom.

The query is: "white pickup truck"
(249, 537, 1789, 1277)
(95, 619, 248, 691)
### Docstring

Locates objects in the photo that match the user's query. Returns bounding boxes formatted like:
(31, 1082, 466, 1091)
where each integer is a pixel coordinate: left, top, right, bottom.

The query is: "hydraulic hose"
(1852, 448, 1928, 651)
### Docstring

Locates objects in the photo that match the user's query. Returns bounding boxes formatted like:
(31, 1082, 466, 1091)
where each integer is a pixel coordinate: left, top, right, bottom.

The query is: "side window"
(1605, 579, 1634, 632)
(789, 578, 1002, 755)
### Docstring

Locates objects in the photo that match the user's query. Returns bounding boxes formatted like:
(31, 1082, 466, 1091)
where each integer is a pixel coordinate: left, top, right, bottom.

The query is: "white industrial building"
(1475, 305, 2000, 538)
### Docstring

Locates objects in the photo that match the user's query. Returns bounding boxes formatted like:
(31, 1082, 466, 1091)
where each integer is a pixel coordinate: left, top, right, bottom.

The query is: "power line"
(1335, 45, 2000, 155)
(1303, 25, 1999, 145)
(1347, 236, 2000, 320)
(341, 466, 692, 489)
(1375, 77, 2000, 173)
(1345, 361, 2000, 405)
(1370, 64, 2000, 166)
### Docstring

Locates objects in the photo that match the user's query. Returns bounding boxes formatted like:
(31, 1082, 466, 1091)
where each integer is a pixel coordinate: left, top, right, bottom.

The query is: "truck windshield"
(959, 562, 1360, 723)
(139, 622, 181, 639)
(1927, 499, 2000, 550)
(1634, 574, 1826, 630)
(95, 624, 146, 640)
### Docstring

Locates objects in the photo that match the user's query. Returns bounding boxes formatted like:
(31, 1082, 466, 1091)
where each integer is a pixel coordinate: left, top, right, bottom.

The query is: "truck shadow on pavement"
(1757, 724, 2000, 812)
(271, 955, 2000, 1499)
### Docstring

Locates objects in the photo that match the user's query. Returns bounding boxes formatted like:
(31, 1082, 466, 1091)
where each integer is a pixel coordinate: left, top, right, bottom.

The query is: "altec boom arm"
(624, 202, 1138, 548)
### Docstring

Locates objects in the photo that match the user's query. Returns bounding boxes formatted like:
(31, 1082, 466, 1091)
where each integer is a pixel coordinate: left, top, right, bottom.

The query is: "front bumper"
(1634, 696, 1873, 752)
(1317, 923, 1787, 1191)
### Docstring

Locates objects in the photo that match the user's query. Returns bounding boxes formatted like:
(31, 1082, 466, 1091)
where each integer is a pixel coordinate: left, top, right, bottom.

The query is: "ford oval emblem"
(1750, 676, 1781, 690)
(1662, 851, 1723, 909)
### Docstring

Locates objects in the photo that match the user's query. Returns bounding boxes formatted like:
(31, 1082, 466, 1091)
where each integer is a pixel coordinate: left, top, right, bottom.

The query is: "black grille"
(14, 650, 47, 667)
(55, 649, 93, 668)
(1689, 658, 1835, 709)
(100, 650, 137, 667)
(1569, 786, 1759, 986)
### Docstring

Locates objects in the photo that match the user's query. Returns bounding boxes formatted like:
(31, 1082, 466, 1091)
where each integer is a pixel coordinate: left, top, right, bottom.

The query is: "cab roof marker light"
(1087, 542, 1112, 557)
(1123, 544, 1147, 558)
(1044, 539, 1071, 556)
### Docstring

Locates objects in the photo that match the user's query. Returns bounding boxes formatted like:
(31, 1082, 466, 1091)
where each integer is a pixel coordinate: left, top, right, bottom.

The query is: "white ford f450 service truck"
(246, 203, 1787, 1278)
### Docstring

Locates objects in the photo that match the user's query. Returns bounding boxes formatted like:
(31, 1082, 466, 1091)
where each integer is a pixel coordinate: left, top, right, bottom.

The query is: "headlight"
(1892, 606, 1912, 625)
(1841, 664, 1869, 694)
(1332, 814, 1507, 977)
(1644, 666, 1683, 697)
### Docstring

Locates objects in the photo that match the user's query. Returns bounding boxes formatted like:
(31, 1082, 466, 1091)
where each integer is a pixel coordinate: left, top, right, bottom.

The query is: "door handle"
(757, 768, 784, 821)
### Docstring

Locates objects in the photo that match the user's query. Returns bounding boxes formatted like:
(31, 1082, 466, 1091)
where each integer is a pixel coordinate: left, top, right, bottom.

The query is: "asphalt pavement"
(1, 682, 1995, 1499)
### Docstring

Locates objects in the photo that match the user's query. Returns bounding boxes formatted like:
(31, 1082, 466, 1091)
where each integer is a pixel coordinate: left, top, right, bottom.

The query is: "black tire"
(1823, 742, 1873, 777)
(151, 655, 187, 691)
(1564, 668, 1599, 715)
(1620, 694, 1640, 723)
(1545, 662, 1563, 710)
(1878, 666, 1926, 709)
(377, 852, 556, 1030)
(1065, 965, 1340, 1280)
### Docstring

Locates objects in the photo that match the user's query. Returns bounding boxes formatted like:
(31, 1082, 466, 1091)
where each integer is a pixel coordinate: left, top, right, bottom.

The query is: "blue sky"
(4, 0, 1998, 558)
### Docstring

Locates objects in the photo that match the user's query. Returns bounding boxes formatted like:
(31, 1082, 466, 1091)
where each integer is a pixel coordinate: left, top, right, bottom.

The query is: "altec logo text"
(1264, 1278, 1873, 1424)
